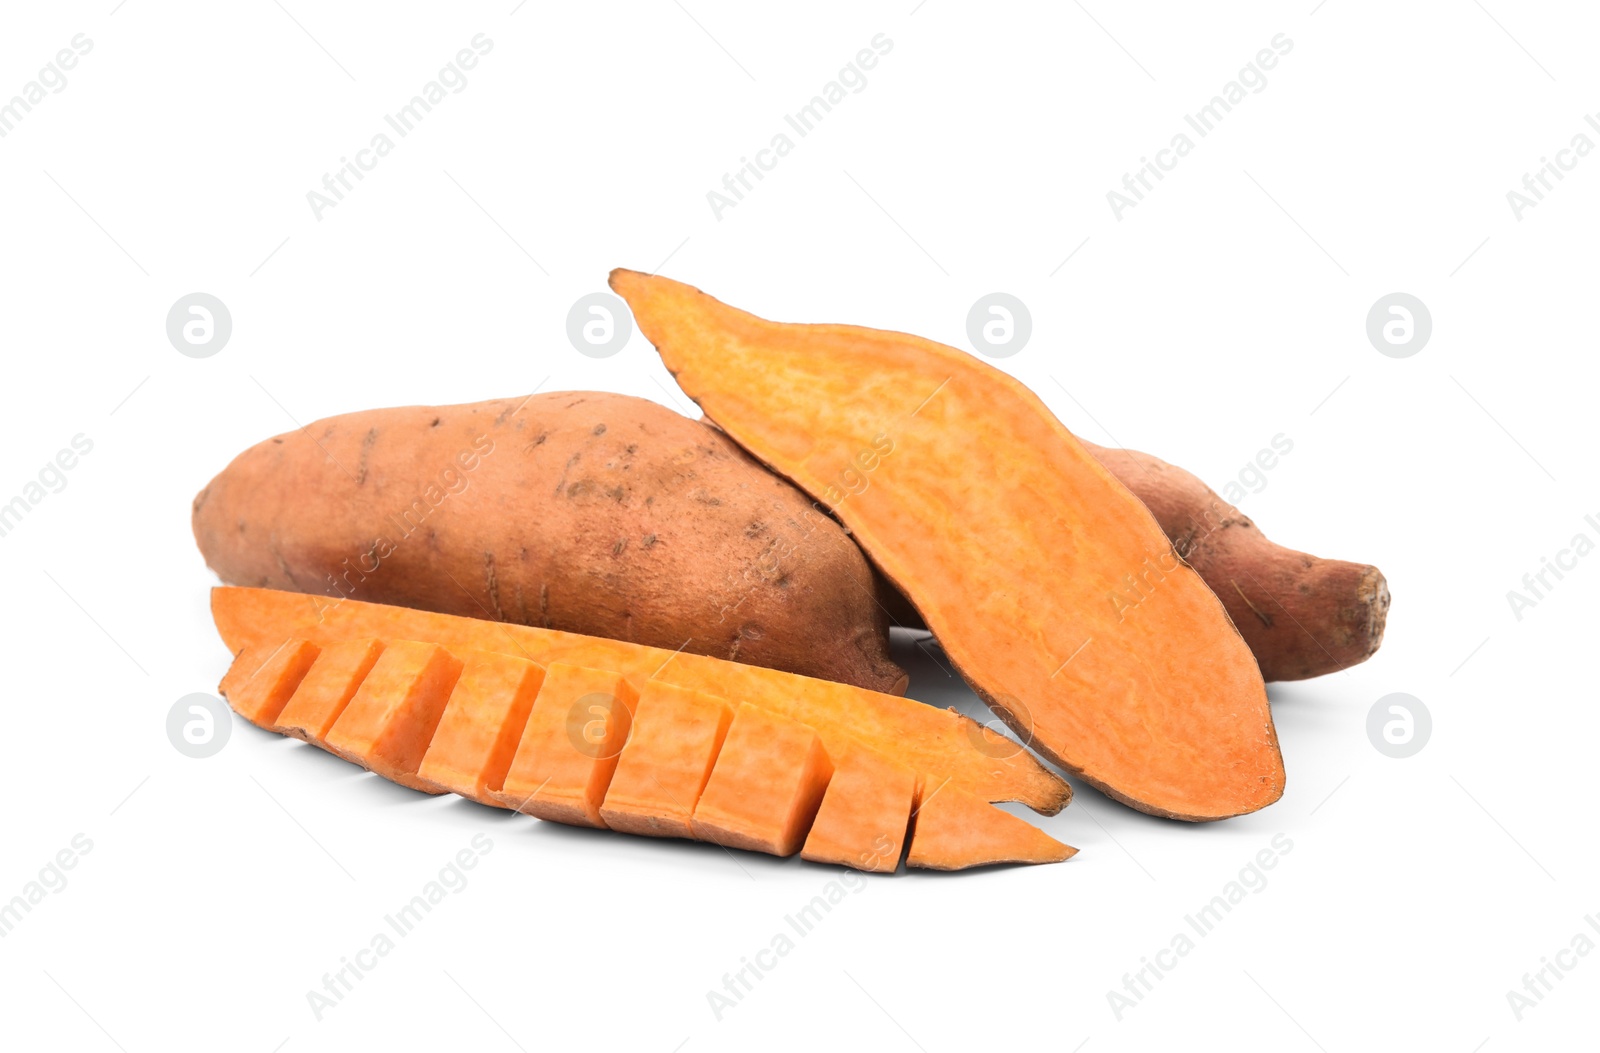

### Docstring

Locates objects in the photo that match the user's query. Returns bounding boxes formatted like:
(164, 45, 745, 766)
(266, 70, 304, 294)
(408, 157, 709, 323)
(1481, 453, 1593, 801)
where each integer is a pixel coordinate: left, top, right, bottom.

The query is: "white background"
(1, 1, 1595, 1049)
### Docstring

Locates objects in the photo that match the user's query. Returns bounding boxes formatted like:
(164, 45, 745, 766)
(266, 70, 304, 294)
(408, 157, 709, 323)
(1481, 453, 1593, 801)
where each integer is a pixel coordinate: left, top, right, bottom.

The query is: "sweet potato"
(907, 781, 1078, 870)
(801, 743, 918, 872)
(273, 638, 386, 745)
(218, 627, 1075, 870)
(1080, 443, 1389, 681)
(415, 650, 546, 805)
(192, 391, 906, 695)
(612, 269, 1283, 821)
(691, 703, 834, 855)
(489, 663, 638, 825)
(323, 641, 463, 791)
(880, 442, 1390, 681)
(213, 587, 1071, 814)
(599, 681, 734, 837)
(218, 638, 320, 728)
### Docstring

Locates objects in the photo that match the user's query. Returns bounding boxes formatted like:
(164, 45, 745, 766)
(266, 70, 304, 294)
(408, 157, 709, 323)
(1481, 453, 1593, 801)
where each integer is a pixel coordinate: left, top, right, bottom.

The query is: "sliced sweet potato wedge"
(692, 703, 834, 856)
(907, 781, 1077, 870)
(611, 269, 1283, 821)
(323, 641, 464, 791)
(210, 601, 1077, 870)
(801, 743, 918, 873)
(273, 638, 386, 744)
(220, 638, 321, 729)
(599, 681, 733, 838)
(212, 587, 1069, 814)
(414, 650, 547, 806)
(489, 663, 638, 827)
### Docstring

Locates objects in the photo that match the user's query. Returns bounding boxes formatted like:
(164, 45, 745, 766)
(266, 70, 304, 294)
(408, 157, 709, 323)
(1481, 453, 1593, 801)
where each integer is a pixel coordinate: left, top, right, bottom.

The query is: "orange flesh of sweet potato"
(272, 638, 386, 743)
(323, 641, 464, 791)
(1082, 442, 1390, 681)
(414, 650, 547, 806)
(212, 587, 1069, 814)
(691, 703, 835, 856)
(489, 663, 638, 827)
(801, 743, 918, 873)
(211, 601, 1074, 869)
(612, 270, 1283, 821)
(599, 681, 733, 838)
(219, 641, 277, 700)
(907, 781, 1077, 870)
(220, 639, 321, 728)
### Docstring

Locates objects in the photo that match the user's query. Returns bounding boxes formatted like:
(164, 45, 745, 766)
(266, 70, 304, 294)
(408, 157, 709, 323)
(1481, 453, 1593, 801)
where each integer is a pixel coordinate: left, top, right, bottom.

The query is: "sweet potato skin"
(880, 444, 1390, 682)
(1082, 444, 1389, 682)
(192, 392, 907, 695)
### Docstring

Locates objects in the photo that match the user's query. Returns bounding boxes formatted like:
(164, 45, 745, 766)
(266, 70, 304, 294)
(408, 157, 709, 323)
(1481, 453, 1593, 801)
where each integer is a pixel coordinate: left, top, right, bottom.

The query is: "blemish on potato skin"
(641, 533, 658, 549)
(612, 538, 628, 557)
(593, 424, 607, 436)
(430, 417, 442, 428)
(356, 427, 379, 485)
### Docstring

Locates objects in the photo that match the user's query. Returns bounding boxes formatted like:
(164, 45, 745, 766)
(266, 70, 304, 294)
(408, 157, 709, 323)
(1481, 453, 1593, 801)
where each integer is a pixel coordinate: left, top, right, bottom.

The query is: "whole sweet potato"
(192, 392, 908, 694)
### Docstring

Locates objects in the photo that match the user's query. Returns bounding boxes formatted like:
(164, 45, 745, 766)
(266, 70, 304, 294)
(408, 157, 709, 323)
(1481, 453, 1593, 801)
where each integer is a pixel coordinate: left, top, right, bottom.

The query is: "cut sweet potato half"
(209, 603, 1075, 870)
(273, 638, 386, 744)
(219, 638, 321, 728)
(600, 681, 733, 838)
(323, 641, 464, 791)
(907, 780, 1077, 870)
(415, 650, 547, 806)
(489, 663, 638, 827)
(692, 703, 834, 856)
(611, 270, 1283, 821)
(212, 587, 1069, 814)
(801, 743, 918, 873)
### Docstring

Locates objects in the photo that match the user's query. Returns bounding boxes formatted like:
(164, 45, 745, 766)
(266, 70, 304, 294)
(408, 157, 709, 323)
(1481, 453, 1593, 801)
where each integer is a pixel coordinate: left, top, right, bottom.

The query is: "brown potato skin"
(880, 444, 1389, 682)
(192, 392, 907, 695)
(1080, 444, 1388, 681)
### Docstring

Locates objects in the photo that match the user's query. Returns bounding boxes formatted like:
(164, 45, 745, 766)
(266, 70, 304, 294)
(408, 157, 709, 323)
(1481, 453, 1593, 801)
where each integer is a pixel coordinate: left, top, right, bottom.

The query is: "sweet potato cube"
(323, 641, 464, 791)
(692, 703, 834, 856)
(415, 651, 547, 806)
(274, 639, 386, 744)
(599, 682, 734, 838)
(800, 743, 917, 872)
(220, 639, 321, 728)
(218, 642, 275, 700)
(489, 663, 638, 827)
(906, 780, 1077, 870)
